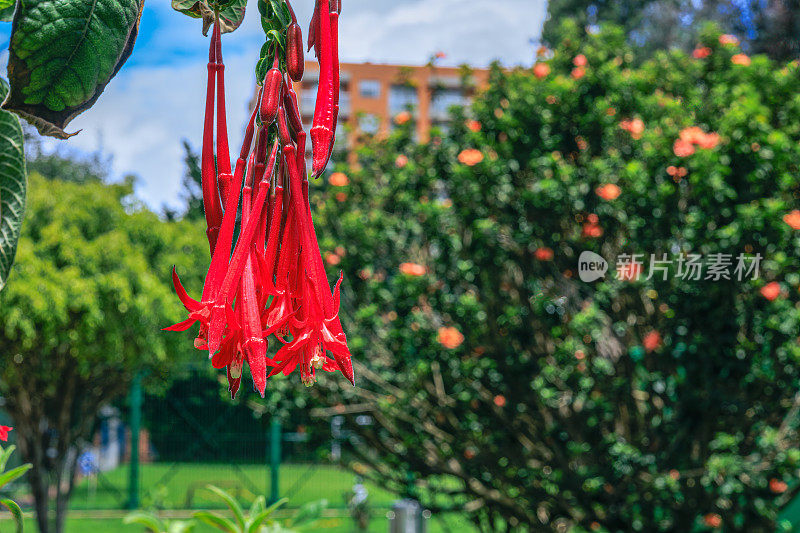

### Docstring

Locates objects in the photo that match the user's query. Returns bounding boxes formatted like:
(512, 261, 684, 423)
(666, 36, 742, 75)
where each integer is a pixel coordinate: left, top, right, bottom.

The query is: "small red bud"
(286, 23, 304, 82)
(260, 64, 283, 124)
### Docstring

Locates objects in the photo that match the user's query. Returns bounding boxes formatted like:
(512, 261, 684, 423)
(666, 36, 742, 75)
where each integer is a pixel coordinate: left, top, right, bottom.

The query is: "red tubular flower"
(0, 425, 12, 442)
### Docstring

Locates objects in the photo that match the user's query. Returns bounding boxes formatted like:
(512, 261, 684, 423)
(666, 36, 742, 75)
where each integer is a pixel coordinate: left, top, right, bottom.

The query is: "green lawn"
(67, 463, 396, 510)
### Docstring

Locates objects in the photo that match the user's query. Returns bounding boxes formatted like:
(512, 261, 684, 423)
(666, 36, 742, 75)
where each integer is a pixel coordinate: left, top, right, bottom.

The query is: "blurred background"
(1, 0, 800, 532)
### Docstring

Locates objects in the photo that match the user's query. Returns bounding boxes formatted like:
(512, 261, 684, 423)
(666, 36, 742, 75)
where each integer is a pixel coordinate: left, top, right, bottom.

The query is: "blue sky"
(1, 0, 547, 211)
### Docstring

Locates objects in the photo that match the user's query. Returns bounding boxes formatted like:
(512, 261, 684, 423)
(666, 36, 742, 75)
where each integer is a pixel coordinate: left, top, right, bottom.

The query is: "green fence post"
(269, 418, 281, 504)
(126, 373, 142, 510)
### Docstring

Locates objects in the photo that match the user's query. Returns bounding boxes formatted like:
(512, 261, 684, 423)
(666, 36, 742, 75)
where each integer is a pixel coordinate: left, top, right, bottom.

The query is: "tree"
(304, 24, 800, 531)
(0, 163, 208, 533)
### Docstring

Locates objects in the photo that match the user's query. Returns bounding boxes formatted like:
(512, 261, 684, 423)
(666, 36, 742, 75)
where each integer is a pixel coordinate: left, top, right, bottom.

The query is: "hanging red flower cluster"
(167, 0, 352, 397)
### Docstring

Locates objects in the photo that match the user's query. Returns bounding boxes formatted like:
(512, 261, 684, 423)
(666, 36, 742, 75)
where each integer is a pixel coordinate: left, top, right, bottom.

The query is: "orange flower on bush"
(692, 46, 712, 59)
(760, 281, 781, 301)
(719, 34, 739, 45)
(704, 513, 722, 528)
(394, 111, 411, 125)
(571, 66, 586, 79)
(673, 138, 696, 157)
(620, 118, 644, 139)
(573, 54, 588, 67)
(644, 331, 662, 352)
(582, 214, 603, 238)
(458, 148, 484, 166)
(395, 154, 408, 168)
(324, 253, 341, 266)
(438, 327, 464, 349)
(493, 395, 506, 407)
(596, 183, 621, 200)
(696, 132, 720, 149)
(533, 62, 550, 79)
(534, 247, 554, 261)
(731, 53, 751, 66)
(329, 172, 349, 186)
(770, 478, 788, 493)
(667, 166, 688, 178)
(399, 262, 426, 276)
(783, 210, 800, 229)
(678, 126, 719, 151)
(466, 120, 481, 132)
(335, 192, 347, 202)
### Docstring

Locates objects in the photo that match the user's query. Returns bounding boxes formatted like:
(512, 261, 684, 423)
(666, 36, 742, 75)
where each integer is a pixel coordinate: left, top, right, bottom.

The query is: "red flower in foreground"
(620, 118, 645, 139)
(644, 331, 662, 352)
(760, 282, 781, 301)
(573, 54, 588, 67)
(731, 53, 751, 66)
(596, 183, 621, 200)
(783, 210, 800, 230)
(0, 426, 12, 442)
(692, 46, 712, 59)
(719, 34, 739, 45)
(399, 262, 426, 276)
(533, 62, 550, 79)
(770, 478, 788, 494)
(438, 327, 464, 349)
(571, 66, 586, 79)
(673, 138, 696, 157)
(466, 120, 481, 132)
(534, 247, 554, 261)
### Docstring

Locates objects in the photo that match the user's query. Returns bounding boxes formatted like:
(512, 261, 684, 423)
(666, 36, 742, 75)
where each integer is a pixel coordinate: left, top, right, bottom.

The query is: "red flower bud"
(286, 23, 304, 82)
(260, 59, 283, 124)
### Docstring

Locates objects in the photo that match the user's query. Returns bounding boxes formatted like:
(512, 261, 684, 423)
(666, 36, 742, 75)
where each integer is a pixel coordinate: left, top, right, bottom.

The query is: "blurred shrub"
(306, 22, 800, 532)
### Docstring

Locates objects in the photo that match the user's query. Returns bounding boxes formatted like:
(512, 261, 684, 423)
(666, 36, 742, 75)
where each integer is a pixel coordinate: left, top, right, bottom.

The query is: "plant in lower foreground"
(192, 485, 325, 532)
(0, 427, 32, 533)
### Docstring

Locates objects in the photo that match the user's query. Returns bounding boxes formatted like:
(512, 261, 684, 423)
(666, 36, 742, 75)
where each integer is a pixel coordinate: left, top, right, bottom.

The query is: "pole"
(126, 373, 142, 510)
(269, 418, 281, 504)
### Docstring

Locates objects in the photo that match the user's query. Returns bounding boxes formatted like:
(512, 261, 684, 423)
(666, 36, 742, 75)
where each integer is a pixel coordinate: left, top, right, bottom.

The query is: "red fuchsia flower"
(643, 331, 662, 352)
(0, 426, 12, 442)
(573, 54, 587, 67)
(534, 247, 554, 261)
(571, 66, 586, 79)
(399, 262, 426, 276)
(466, 120, 481, 132)
(704, 513, 722, 528)
(719, 34, 739, 45)
(731, 53, 751, 66)
(395, 154, 408, 168)
(438, 327, 464, 349)
(692, 46, 712, 59)
(394, 111, 411, 125)
(760, 281, 782, 301)
(673, 138, 696, 157)
(770, 478, 788, 493)
(596, 183, 621, 200)
(784, 210, 800, 230)
(458, 148, 484, 166)
(493, 395, 506, 407)
(329, 172, 349, 186)
(533, 62, 550, 79)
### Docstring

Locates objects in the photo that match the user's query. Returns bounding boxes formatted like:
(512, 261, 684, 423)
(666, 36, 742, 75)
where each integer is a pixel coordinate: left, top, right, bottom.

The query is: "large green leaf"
(0, 498, 24, 533)
(0, 78, 26, 292)
(0, 464, 32, 490)
(2, 0, 145, 139)
(171, 0, 247, 35)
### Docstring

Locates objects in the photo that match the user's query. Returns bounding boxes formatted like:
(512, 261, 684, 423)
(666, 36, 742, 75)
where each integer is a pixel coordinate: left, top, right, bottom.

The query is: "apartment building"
(291, 60, 489, 159)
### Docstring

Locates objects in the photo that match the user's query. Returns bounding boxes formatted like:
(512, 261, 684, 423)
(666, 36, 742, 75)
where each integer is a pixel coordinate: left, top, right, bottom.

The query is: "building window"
(431, 88, 467, 119)
(359, 79, 381, 98)
(389, 85, 418, 114)
(359, 114, 380, 135)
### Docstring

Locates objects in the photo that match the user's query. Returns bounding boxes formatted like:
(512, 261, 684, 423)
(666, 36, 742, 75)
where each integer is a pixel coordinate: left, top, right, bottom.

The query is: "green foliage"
(0, 443, 31, 533)
(171, 0, 248, 35)
(309, 23, 800, 532)
(2, 0, 145, 138)
(123, 511, 195, 533)
(192, 485, 325, 532)
(0, 78, 27, 292)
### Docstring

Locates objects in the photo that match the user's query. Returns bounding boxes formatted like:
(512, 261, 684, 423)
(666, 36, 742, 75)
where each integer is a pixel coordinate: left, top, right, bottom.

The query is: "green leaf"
(0, 498, 24, 533)
(124, 511, 168, 532)
(192, 511, 237, 533)
(247, 497, 287, 532)
(2, 0, 145, 139)
(0, 444, 16, 472)
(0, 464, 32, 490)
(204, 485, 245, 529)
(0, 77, 26, 293)
(171, 0, 247, 35)
(0, 0, 16, 23)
